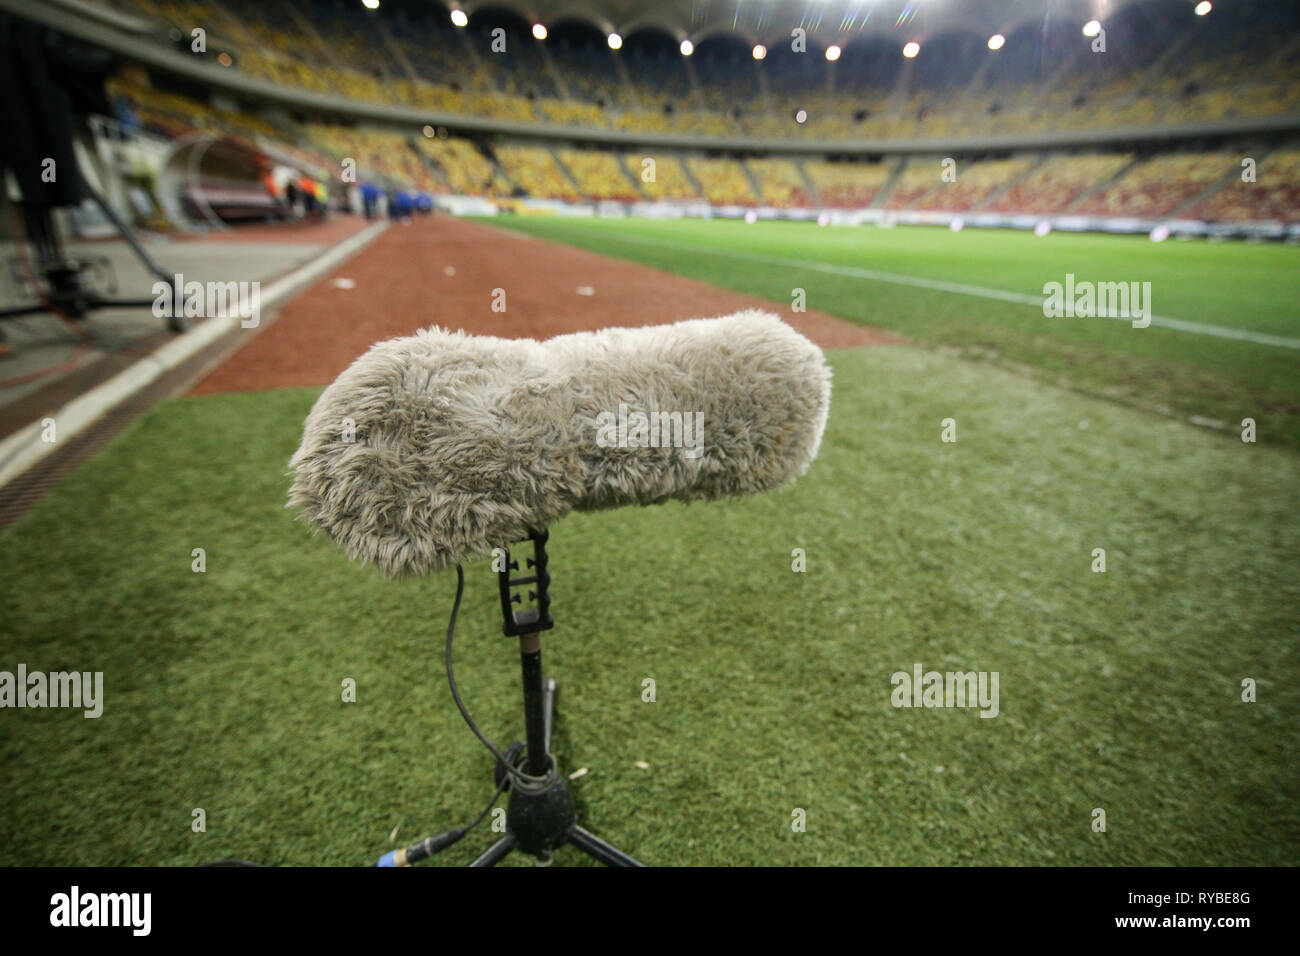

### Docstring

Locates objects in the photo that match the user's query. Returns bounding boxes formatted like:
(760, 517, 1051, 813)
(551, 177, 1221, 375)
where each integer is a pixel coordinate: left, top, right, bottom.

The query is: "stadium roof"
(442, 0, 1161, 45)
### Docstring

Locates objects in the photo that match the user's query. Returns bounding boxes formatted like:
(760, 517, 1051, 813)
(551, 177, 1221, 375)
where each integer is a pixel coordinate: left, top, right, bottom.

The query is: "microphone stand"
(471, 529, 643, 867)
(381, 529, 644, 867)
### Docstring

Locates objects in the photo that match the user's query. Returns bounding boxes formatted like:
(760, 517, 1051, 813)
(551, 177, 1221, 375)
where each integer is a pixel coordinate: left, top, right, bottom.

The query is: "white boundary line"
(584, 230, 1300, 350)
(0, 220, 389, 491)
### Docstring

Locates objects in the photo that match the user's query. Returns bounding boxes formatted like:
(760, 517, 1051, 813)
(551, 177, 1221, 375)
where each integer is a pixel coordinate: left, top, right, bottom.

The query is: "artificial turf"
(2, 346, 1296, 865)
(479, 217, 1300, 450)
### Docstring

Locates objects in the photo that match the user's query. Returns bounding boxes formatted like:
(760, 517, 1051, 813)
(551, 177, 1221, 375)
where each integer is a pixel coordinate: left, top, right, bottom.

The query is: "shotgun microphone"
(288, 309, 831, 576)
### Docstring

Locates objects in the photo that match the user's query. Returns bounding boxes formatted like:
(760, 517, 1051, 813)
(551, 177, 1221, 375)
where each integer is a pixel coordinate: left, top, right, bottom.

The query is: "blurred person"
(361, 181, 381, 219)
(257, 156, 282, 208)
(297, 174, 319, 216)
(285, 179, 301, 218)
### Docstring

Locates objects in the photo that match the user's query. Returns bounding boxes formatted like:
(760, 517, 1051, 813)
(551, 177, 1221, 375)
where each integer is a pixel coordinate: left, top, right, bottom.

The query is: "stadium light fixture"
(752, 44, 767, 60)
(1082, 20, 1101, 37)
(361, 0, 379, 9)
(795, 109, 808, 124)
(987, 33, 1005, 51)
(825, 45, 842, 61)
(902, 41, 920, 58)
(608, 33, 622, 50)
(1194, 1, 1212, 14)
(450, 9, 467, 27)
(532, 23, 548, 40)
(680, 39, 694, 56)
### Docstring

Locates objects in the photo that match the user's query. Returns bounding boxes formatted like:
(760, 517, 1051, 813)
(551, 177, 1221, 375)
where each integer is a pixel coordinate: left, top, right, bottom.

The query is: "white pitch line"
(588, 230, 1300, 350)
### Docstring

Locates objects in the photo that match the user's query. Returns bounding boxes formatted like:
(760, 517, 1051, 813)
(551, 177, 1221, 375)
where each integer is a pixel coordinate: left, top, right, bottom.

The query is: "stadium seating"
(305, 125, 441, 194)
(537, 99, 610, 129)
(419, 138, 512, 197)
(555, 150, 641, 202)
(913, 159, 1036, 212)
(97, 0, 1299, 148)
(686, 157, 760, 206)
(1183, 150, 1300, 223)
(103, 66, 1298, 226)
(1070, 153, 1237, 218)
(748, 159, 813, 207)
(81, 0, 1297, 225)
(626, 154, 700, 201)
(985, 155, 1135, 214)
(801, 161, 895, 208)
(494, 145, 579, 201)
(882, 163, 944, 210)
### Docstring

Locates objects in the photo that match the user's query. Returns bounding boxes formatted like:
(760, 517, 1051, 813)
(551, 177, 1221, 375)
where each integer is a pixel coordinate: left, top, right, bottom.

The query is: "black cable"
(387, 774, 510, 866)
(376, 567, 533, 865)
(468, 777, 510, 832)
(444, 564, 538, 787)
(216, 565, 528, 868)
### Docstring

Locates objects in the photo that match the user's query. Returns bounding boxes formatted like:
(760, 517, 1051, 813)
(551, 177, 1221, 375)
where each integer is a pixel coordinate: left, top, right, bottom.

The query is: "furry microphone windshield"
(288, 310, 831, 577)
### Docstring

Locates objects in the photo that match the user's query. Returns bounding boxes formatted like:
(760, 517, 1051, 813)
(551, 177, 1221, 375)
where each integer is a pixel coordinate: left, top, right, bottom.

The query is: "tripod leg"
(469, 834, 516, 867)
(567, 826, 645, 867)
(543, 678, 557, 755)
(85, 183, 173, 286)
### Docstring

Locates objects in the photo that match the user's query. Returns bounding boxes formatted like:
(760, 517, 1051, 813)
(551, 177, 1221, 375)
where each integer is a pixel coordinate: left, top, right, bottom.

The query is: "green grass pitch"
(2, 338, 1296, 864)
(483, 217, 1300, 450)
